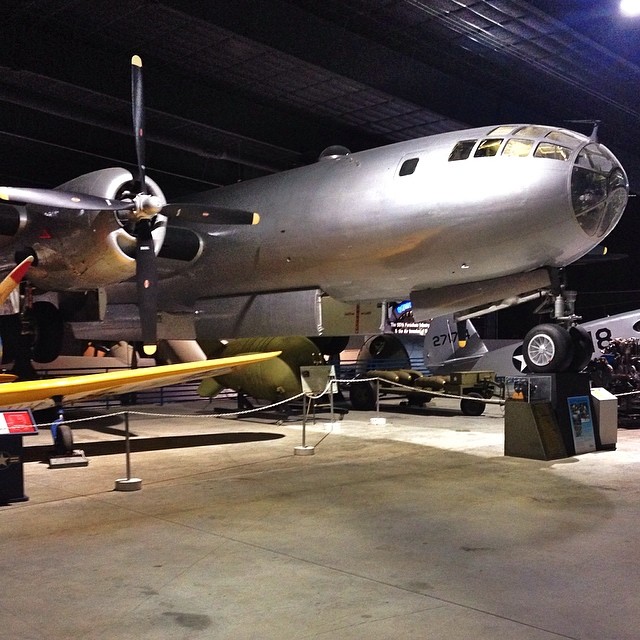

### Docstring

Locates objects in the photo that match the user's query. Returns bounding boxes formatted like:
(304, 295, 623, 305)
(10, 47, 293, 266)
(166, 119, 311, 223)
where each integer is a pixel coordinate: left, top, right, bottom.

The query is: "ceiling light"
(620, 0, 640, 17)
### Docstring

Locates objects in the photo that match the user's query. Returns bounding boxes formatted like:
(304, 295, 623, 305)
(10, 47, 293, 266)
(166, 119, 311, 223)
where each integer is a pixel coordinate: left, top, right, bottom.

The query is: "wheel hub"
(528, 334, 556, 367)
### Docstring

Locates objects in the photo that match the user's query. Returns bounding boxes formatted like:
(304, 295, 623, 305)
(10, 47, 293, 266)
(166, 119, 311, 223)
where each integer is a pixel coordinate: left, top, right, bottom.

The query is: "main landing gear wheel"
(522, 323, 574, 374)
(29, 301, 64, 363)
(54, 424, 74, 455)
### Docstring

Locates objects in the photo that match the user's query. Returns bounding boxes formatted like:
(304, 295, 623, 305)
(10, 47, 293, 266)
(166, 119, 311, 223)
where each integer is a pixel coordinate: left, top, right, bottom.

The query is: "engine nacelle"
(9, 168, 166, 291)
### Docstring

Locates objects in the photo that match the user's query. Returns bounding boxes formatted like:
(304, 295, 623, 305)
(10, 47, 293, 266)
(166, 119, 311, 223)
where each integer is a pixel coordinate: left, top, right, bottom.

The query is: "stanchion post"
(114, 412, 142, 491)
(370, 376, 387, 426)
(295, 393, 315, 456)
(329, 373, 335, 423)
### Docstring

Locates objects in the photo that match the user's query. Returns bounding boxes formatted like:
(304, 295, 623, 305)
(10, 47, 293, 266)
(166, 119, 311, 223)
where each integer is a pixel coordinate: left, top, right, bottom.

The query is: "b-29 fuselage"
(0, 123, 628, 343)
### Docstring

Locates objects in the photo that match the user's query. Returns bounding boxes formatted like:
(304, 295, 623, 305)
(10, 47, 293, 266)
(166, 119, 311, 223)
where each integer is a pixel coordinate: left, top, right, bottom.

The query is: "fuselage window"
(514, 125, 548, 138)
(399, 158, 419, 176)
(488, 125, 516, 136)
(474, 138, 503, 157)
(448, 140, 476, 161)
(502, 138, 533, 157)
(534, 142, 571, 161)
(545, 130, 583, 149)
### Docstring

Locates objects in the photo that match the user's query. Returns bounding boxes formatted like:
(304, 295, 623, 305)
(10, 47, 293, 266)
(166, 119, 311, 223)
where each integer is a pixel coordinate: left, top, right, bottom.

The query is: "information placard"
(567, 396, 596, 454)
(0, 410, 38, 435)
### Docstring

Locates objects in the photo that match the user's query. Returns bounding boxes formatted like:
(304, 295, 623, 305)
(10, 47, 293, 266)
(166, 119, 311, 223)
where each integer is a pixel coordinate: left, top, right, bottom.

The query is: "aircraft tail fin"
(423, 315, 488, 373)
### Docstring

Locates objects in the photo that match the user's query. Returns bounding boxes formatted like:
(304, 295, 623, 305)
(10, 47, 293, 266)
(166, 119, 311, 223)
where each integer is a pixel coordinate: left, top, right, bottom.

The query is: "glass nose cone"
(571, 143, 628, 237)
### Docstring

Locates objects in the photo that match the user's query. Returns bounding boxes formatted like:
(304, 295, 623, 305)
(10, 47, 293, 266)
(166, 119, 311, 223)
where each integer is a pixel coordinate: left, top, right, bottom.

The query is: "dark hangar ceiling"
(2, 0, 640, 197)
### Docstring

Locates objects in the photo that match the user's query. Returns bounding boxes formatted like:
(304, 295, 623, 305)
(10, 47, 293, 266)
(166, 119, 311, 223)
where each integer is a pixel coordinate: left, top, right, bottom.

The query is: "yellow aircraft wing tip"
(0, 350, 283, 411)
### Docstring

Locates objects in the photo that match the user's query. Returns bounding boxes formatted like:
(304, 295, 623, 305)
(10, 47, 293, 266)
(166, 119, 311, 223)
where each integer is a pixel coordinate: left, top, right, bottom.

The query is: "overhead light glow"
(620, 0, 640, 17)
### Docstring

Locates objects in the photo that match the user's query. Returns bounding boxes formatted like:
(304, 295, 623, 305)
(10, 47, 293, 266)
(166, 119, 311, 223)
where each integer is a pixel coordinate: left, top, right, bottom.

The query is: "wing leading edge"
(0, 351, 281, 411)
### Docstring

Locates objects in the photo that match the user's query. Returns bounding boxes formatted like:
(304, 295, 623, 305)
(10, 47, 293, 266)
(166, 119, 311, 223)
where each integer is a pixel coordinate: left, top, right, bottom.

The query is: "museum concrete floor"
(2, 396, 639, 640)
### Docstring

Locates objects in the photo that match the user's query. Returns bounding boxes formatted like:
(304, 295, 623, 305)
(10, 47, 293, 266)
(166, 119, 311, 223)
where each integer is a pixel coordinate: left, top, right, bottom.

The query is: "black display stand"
(0, 410, 39, 504)
(505, 372, 593, 460)
(0, 435, 29, 503)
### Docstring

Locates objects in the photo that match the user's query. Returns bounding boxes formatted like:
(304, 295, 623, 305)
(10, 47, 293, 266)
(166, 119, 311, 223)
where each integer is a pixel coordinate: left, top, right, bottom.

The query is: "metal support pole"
(370, 377, 387, 426)
(329, 374, 335, 423)
(124, 412, 132, 480)
(294, 394, 315, 455)
(114, 412, 142, 491)
(301, 395, 307, 447)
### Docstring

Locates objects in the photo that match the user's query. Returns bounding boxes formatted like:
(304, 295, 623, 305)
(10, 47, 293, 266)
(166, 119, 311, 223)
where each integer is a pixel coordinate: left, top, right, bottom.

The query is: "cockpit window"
(534, 143, 571, 161)
(474, 138, 503, 157)
(399, 158, 419, 176)
(448, 140, 476, 161)
(571, 143, 628, 237)
(488, 125, 516, 136)
(545, 130, 583, 148)
(575, 146, 615, 173)
(502, 138, 533, 157)
(514, 125, 548, 138)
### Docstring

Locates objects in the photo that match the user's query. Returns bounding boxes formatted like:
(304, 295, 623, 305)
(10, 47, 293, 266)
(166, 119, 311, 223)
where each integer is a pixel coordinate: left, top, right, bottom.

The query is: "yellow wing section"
(0, 351, 281, 411)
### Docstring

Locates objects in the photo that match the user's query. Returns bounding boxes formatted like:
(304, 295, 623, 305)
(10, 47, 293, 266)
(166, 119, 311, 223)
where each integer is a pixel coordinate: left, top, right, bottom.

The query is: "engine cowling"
(6, 168, 167, 291)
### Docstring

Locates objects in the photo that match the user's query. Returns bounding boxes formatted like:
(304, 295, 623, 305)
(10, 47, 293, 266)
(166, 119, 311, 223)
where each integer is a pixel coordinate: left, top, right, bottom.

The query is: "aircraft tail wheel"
(568, 325, 595, 372)
(523, 323, 574, 374)
(349, 379, 377, 410)
(460, 391, 486, 416)
(54, 424, 74, 454)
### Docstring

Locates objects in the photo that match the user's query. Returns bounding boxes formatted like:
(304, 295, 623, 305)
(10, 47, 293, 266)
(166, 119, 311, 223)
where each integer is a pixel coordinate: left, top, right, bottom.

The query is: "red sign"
(0, 411, 38, 435)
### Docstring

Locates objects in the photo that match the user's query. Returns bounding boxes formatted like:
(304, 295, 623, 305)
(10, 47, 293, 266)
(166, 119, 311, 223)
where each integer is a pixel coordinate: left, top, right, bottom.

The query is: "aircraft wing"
(0, 351, 281, 411)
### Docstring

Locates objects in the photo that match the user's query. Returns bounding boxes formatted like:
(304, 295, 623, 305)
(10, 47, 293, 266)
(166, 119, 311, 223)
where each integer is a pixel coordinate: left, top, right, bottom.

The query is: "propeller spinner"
(0, 55, 260, 356)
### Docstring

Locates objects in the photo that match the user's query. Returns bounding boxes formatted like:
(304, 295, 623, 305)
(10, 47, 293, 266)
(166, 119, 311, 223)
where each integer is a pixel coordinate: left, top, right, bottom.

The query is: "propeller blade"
(135, 218, 158, 355)
(0, 255, 33, 306)
(0, 186, 133, 211)
(131, 55, 147, 193)
(162, 204, 260, 225)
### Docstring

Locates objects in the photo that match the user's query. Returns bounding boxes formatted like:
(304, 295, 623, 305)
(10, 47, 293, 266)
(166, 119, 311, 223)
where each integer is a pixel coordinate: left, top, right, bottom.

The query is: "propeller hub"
(133, 193, 163, 219)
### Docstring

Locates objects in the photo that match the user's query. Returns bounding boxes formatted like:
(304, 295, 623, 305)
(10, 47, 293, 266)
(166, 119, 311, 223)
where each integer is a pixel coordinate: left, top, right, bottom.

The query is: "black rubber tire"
(568, 325, 595, 372)
(523, 323, 574, 374)
(55, 424, 74, 454)
(407, 392, 431, 406)
(460, 391, 486, 416)
(30, 301, 64, 363)
(349, 380, 377, 410)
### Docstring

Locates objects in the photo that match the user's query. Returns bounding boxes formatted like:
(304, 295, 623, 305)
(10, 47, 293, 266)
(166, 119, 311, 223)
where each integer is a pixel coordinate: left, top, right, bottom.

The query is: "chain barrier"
(351, 376, 505, 406)
(33, 374, 504, 429)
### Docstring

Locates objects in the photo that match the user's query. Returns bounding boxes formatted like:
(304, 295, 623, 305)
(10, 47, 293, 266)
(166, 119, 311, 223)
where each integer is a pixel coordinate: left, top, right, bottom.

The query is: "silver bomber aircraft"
(0, 59, 629, 375)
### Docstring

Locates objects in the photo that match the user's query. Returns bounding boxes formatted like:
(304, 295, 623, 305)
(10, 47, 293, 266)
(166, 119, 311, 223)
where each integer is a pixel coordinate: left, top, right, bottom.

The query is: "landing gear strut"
(521, 270, 594, 374)
(6, 279, 64, 379)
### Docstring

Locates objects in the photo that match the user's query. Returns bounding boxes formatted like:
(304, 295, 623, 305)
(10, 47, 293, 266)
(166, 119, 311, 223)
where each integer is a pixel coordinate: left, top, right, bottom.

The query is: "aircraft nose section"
(571, 143, 628, 238)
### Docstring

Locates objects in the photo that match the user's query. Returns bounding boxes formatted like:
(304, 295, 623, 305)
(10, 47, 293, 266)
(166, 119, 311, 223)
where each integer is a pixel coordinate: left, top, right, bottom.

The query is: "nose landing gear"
(521, 271, 594, 374)
(523, 323, 594, 374)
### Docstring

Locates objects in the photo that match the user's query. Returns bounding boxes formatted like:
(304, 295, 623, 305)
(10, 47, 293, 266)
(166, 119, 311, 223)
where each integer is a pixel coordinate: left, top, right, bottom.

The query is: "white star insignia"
(512, 348, 529, 373)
